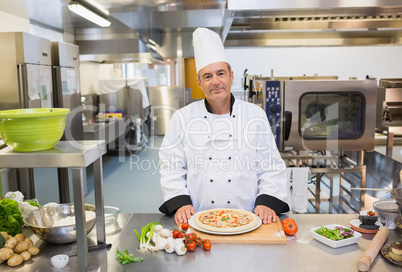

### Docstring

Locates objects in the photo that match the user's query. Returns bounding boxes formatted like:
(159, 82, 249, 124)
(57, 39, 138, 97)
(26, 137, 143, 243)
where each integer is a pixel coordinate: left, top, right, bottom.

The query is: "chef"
(159, 27, 290, 225)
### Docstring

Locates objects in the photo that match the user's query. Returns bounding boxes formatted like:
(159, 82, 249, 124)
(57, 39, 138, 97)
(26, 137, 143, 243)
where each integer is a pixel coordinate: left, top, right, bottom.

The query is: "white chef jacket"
(159, 96, 289, 215)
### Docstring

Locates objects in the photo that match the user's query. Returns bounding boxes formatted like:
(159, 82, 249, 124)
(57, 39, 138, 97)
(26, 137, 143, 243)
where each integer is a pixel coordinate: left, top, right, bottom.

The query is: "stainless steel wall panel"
(148, 86, 181, 135)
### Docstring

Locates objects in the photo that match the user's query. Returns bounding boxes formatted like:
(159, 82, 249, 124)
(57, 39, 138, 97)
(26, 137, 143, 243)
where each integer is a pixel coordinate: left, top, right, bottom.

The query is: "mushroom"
(159, 229, 171, 238)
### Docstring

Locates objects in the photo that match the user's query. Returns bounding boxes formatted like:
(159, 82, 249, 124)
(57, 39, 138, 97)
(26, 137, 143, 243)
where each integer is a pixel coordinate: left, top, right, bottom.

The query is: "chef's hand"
(254, 205, 276, 224)
(175, 205, 195, 226)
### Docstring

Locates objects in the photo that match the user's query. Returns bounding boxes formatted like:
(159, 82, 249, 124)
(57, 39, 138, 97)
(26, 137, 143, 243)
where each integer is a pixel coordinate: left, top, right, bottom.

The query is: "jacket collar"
(204, 93, 235, 116)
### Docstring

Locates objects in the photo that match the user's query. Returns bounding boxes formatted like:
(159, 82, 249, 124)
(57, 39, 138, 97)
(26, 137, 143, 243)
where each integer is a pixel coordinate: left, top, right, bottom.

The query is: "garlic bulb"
(174, 238, 184, 245)
(174, 244, 187, 256)
(155, 238, 168, 251)
(164, 241, 175, 253)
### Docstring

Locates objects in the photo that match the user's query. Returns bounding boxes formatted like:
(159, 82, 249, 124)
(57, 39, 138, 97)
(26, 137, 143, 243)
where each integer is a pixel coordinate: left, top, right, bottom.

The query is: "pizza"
(193, 208, 260, 233)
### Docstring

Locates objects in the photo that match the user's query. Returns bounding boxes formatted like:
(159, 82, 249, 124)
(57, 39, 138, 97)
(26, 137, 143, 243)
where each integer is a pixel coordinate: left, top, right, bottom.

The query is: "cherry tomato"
(177, 232, 184, 238)
(203, 241, 211, 251)
(172, 230, 180, 238)
(186, 241, 196, 251)
(187, 233, 195, 241)
(181, 223, 189, 230)
(191, 232, 197, 239)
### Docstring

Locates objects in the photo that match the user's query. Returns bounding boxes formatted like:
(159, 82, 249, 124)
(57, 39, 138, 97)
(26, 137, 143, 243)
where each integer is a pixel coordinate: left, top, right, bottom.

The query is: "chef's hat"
(193, 27, 229, 73)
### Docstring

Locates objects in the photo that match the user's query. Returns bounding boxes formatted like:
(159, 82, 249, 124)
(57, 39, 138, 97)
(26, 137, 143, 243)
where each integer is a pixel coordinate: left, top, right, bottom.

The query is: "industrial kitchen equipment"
(0, 32, 54, 198)
(90, 78, 151, 151)
(376, 78, 402, 157)
(51, 41, 84, 141)
(377, 78, 402, 130)
(51, 41, 85, 203)
(259, 79, 377, 152)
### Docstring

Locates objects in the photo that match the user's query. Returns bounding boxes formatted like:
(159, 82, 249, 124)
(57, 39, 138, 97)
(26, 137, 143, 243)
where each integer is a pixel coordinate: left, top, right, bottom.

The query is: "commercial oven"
(260, 79, 377, 152)
(376, 78, 402, 131)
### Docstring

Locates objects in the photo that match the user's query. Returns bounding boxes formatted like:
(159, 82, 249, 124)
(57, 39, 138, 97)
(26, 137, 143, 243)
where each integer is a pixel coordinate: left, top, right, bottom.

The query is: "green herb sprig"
(116, 249, 144, 265)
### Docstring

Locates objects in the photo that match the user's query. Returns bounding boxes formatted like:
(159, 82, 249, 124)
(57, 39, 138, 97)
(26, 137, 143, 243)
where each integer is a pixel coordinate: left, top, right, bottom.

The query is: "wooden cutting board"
(191, 216, 287, 244)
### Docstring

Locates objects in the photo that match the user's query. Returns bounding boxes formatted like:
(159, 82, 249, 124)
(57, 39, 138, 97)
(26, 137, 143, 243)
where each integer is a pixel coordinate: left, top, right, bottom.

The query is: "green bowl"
(0, 108, 70, 152)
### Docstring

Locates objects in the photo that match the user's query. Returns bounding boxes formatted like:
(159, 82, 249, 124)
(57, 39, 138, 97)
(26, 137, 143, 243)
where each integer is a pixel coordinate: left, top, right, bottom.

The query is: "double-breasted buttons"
(228, 179, 231, 182)
(227, 201, 230, 204)
(210, 179, 213, 182)
(211, 200, 214, 204)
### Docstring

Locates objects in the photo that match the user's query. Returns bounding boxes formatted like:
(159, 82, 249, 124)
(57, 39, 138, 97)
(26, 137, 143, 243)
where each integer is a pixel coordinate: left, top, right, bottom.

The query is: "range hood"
(76, 28, 164, 63)
(223, 0, 402, 47)
(1, 0, 402, 59)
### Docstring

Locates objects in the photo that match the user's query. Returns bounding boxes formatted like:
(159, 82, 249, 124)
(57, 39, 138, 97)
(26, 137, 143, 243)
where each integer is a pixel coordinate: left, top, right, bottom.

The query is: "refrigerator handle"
(284, 111, 292, 141)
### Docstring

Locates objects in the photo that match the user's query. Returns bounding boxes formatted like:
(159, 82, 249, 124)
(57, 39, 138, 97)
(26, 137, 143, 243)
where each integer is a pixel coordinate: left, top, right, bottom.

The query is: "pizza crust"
(194, 208, 260, 233)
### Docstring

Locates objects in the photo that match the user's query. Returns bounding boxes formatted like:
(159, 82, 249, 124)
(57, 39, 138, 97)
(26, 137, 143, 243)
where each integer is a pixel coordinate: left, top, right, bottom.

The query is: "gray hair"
(197, 63, 232, 82)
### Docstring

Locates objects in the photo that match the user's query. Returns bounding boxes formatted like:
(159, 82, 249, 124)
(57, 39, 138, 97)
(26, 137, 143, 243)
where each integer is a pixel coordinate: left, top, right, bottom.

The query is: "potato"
(7, 254, 23, 267)
(25, 238, 34, 247)
(0, 248, 14, 261)
(20, 251, 31, 261)
(14, 241, 30, 254)
(14, 233, 25, 243)
(0, 231, 8, 240)
(28, 246, 39, 256)
(4, 237, 18, 249)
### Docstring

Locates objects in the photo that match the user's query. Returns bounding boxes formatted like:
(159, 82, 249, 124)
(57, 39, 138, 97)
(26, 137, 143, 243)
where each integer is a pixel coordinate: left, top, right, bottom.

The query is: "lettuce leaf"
(0, 199, 24, 236)
(27, 199, 42, 208)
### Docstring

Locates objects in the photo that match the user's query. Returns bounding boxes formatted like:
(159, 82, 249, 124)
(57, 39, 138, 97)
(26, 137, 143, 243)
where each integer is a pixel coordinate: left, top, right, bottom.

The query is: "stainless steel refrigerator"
(0, 32, 54, 198)
(0, 32, 53, 110)
(51, 41, 83, 141)
(51, 41, 84, 203)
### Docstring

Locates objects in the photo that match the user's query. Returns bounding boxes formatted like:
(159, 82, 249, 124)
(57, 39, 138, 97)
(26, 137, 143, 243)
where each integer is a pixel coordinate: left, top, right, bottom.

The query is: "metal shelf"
(0, 140, 107, 271)
(282, 151, 366, 213)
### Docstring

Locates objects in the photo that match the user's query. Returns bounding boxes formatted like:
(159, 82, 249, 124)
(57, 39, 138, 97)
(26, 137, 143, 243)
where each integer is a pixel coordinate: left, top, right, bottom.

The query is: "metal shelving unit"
(0, 140, 107, 271)
(282, 151, 366, 213)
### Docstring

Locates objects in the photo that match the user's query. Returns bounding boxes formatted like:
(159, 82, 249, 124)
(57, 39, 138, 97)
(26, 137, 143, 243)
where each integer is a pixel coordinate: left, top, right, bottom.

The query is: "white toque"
(192, 27, 229, 73)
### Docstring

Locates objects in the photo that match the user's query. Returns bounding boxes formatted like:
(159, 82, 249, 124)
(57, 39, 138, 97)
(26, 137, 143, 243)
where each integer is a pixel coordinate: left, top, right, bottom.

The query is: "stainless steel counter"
(83, 119, 126, 145)
(0, 140, 107, 271)
(2, 214, 400, 271)
(100, 214, 401, 272)
(1, 214, 131, 272)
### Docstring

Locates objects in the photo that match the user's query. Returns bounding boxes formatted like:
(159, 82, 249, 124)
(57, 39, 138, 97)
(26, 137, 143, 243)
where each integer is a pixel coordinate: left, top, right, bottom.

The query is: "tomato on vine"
(172, 230, 180, 238)
(180, 223, 189, 231)
(203, 241, 211, 251)
(186, 241, 196, 251)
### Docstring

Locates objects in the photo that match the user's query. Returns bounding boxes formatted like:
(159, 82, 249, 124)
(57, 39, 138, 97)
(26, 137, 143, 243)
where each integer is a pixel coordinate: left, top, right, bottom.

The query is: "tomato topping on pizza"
(193, 208, 260, 233)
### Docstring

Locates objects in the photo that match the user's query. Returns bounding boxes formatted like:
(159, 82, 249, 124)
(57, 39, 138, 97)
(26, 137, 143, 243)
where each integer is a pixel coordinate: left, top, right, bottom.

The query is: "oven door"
(282, 80, 377, 152)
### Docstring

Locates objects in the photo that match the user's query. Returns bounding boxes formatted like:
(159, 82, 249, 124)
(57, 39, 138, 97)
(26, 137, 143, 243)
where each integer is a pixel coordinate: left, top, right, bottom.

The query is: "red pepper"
(281, 218, 298, 236)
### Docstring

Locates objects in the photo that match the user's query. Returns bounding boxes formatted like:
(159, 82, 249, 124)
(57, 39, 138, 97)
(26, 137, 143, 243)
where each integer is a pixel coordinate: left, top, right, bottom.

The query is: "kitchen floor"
(33, 136, 402, 215)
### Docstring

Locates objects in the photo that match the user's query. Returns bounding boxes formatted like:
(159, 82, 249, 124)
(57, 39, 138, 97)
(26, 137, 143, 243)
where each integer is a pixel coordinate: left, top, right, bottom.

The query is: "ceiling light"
(68, 1, 111, 27)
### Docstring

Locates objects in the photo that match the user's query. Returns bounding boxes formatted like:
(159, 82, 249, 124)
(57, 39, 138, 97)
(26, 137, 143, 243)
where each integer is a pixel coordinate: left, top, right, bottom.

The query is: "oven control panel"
(265, 81, 281, 149)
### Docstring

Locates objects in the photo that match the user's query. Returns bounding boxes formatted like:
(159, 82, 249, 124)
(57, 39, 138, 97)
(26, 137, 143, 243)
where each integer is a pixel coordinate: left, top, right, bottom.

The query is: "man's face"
(197, 62, 233, 103)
